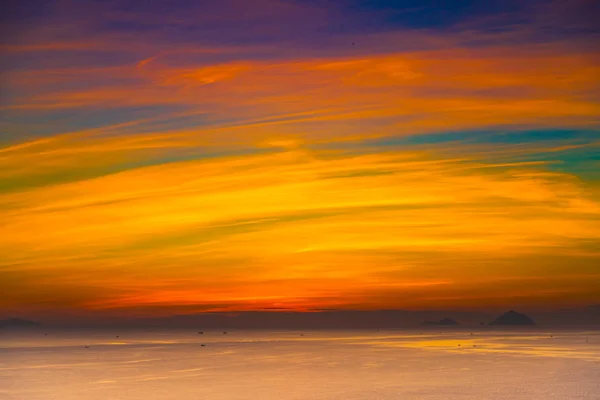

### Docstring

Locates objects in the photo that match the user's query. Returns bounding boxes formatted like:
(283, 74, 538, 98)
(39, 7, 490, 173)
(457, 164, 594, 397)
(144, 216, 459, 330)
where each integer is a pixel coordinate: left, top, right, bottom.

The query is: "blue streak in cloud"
(314, 128, 600, 179)
(512, 146, 600, 180)
(297, 0, 523, 30)
(0, 105, 193, 145)
(361, 129, 599, 147)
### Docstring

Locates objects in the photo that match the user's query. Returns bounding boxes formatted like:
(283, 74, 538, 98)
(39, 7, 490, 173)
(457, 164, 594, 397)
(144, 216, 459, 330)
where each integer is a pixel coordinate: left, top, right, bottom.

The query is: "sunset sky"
(1, 0, 599, 320)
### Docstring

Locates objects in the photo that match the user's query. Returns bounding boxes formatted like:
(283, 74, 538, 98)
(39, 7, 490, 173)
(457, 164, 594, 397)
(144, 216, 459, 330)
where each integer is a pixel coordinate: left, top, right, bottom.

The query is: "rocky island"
(489, 310, 535, 326)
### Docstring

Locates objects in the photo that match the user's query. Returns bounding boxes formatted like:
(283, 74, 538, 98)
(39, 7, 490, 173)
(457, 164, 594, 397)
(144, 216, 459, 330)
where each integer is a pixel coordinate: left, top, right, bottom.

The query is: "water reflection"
(1, 329, 598, 399)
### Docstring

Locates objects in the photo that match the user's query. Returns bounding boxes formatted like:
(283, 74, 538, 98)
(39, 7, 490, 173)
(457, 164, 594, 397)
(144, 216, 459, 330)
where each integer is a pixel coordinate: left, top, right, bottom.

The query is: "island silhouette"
(489, 310, 536, 326)
(8, 307, 599, 329)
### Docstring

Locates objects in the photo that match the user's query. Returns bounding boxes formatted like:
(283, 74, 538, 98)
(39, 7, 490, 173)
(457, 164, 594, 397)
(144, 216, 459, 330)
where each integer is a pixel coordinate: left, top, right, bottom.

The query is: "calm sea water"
(1, 329, 599, 399)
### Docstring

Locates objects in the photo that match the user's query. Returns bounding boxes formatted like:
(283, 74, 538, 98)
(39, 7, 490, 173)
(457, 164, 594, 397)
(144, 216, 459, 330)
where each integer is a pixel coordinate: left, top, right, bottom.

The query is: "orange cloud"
(2, 146, 599, 314)
(6, 44, 598, 148)
(2, 9, 599, 316)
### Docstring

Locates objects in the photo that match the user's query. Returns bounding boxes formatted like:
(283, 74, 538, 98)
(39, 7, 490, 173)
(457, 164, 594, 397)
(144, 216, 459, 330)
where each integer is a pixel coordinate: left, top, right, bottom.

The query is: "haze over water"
(2, 328, 599, 399)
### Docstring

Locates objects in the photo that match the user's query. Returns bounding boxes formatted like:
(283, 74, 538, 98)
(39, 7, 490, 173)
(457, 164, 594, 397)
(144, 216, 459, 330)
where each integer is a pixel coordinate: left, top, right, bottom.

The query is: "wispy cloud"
(1, 0, 599, 316)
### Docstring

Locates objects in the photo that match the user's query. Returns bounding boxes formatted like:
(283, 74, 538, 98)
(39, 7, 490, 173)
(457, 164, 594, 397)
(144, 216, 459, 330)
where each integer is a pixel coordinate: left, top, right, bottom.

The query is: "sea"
(1, 328, 598, 399)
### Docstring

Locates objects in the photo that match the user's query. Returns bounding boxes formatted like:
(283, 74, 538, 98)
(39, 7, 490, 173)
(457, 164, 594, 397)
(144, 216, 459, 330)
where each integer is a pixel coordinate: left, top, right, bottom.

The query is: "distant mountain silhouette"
(134, 310, 486, 329)
(31, 306, 600, 329)
(0, 318, 41, 328)
(420, 318, 458, 326)
(489, 311, 535, 326)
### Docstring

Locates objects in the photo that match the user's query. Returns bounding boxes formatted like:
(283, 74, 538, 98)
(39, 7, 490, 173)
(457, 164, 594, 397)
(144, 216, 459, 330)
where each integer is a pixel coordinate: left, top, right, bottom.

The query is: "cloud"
(1, 0, 599, 316)
(1, 145, 599, 313)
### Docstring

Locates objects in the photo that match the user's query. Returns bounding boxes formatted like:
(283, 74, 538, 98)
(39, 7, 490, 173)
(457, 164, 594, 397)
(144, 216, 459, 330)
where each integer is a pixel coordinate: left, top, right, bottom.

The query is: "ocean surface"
(1, 329, 598, 399)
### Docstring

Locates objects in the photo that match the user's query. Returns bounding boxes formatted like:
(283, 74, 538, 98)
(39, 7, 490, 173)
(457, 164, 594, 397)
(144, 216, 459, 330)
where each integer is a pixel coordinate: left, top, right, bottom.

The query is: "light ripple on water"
(0, 329, 598, 400)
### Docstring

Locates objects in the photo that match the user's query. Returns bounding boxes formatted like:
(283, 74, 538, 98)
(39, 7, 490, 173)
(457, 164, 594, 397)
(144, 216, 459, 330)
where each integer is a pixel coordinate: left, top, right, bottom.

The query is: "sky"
(1, 0, 599, 321)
